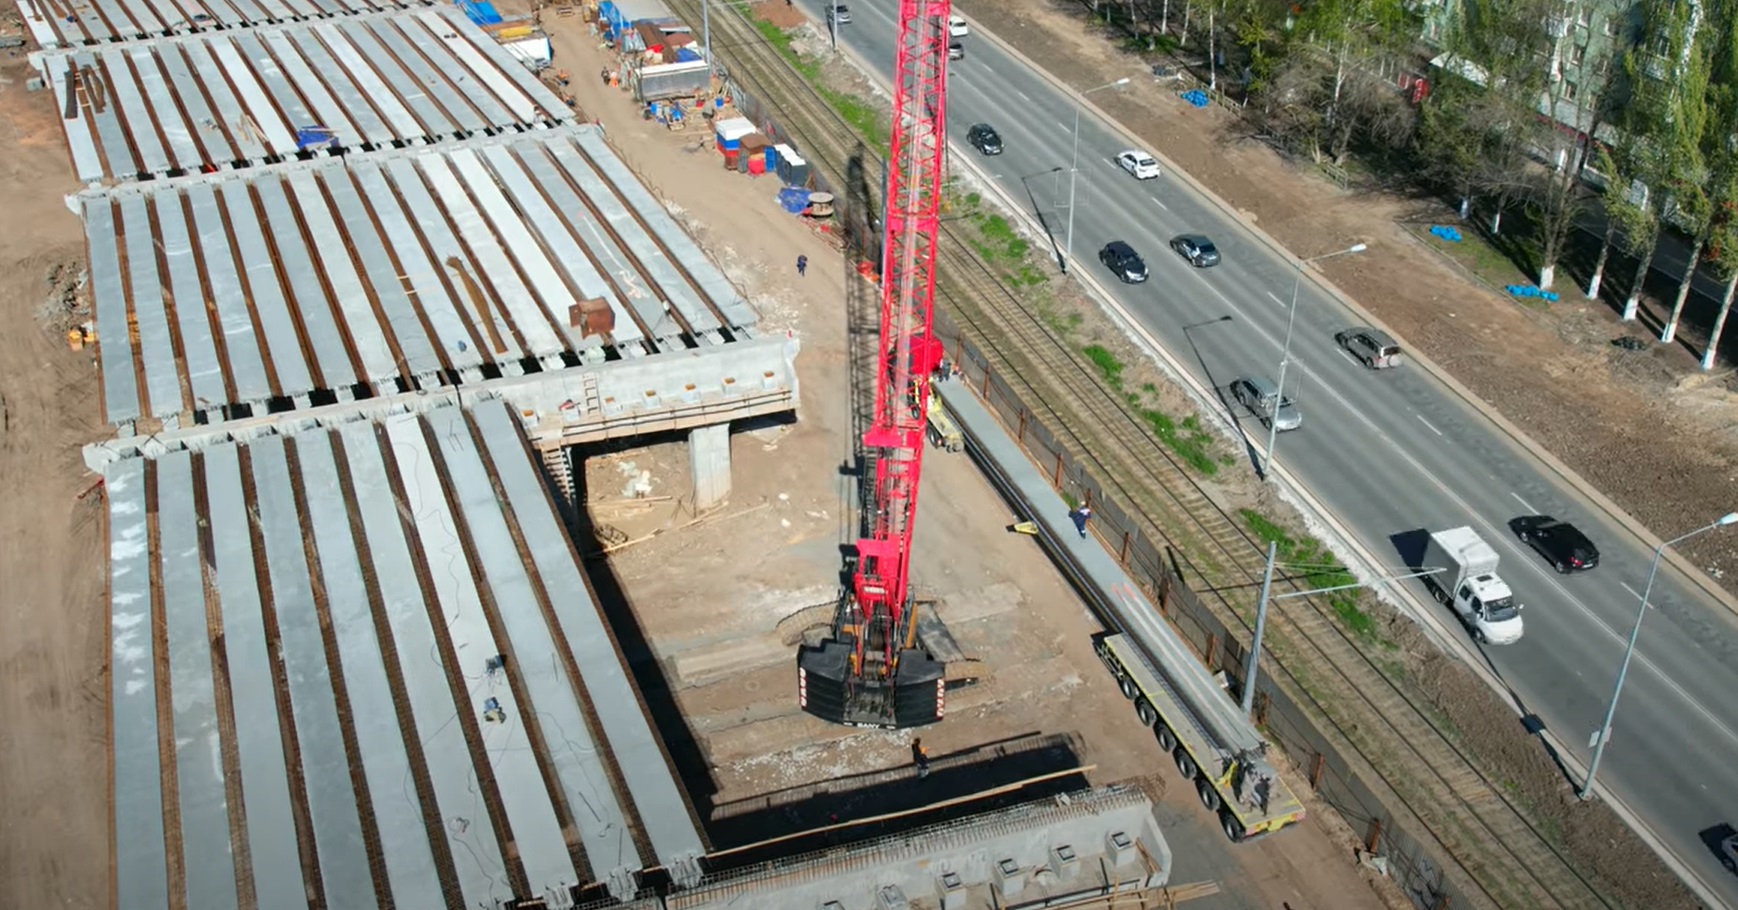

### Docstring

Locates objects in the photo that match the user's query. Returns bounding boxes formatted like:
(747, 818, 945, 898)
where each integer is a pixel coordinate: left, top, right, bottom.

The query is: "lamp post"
(1261, 242, 1367, 480)
(1577, 512, 1738, 800)
(1063, 77, 1131, 273)
(1238, 547, 1442, 715)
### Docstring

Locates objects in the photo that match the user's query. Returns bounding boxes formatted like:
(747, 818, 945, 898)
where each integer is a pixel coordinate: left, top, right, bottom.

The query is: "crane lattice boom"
(851, 0, 950, 681)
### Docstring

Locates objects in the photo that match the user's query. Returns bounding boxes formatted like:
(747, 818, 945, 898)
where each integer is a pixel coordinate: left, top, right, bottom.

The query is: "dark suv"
(1099, 241, 1148, 283)
(967, 123, 1002, 155)
(1170, 234, 1221, 268)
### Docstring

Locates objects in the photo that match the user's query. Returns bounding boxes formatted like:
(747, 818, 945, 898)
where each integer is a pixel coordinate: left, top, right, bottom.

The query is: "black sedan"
(1510, 515, 1599, 573)
(967, 123, 1002, 155)
(1170, 234, 1221, 268)
(1099, 241, 1148, 283)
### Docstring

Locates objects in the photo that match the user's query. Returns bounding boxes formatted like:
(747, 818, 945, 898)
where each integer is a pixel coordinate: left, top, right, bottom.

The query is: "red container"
(722, 149, 740, 169)
(747, 156, 766, 176)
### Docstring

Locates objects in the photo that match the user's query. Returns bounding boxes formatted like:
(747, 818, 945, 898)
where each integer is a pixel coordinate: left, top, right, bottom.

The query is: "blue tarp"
(778, 187, 812, 214)
(458, 0, 502, 25)
(675, 47, 702, 62)
(296, 127, 337, 151)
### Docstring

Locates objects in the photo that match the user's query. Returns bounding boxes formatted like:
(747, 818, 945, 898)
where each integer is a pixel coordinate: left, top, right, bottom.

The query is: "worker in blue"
(797, 254, 808, 277)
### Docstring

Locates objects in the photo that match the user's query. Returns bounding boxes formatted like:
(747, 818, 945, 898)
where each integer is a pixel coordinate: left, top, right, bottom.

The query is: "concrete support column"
(689, 422, 731, 510)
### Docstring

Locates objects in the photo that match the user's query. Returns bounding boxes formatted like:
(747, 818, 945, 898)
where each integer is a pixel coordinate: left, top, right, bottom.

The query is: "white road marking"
(1337, 349, 1362, 367)
(1511, 492, 1538, 514)
(1416, 415, 1443, 436)
(1016, 89, 1031, 102)
(1266, 291, 1286, 308)
(1149, 195, 1169, 211)
(1620, 581, 1646, 605)
(1057, 121, 1072, 136)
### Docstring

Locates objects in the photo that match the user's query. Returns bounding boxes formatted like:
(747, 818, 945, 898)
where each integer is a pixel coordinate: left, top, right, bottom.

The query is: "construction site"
(0, 0, 1426, 909)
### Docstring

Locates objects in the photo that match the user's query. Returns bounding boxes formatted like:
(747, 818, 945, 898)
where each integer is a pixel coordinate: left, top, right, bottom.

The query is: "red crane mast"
(852, 0, 949, 677)
(798, 0, 951, 729)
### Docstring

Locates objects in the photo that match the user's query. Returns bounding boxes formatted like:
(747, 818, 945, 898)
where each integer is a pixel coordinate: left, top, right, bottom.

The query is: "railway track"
(671, 4, 1619, 908)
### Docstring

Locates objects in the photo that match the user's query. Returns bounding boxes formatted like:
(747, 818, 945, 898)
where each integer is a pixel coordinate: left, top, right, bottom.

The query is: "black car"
(1510, 515, 1599, 573)
(826, 4, 851, 23)
(1170, 233, 1221, 268)
(967, 123, 1002, 155)
(948, 41, 964, 60)
(1099, 241, 1148, 283)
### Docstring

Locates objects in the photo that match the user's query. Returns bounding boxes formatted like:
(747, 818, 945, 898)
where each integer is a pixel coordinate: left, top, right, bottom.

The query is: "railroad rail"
(672, 3, 1619, 908)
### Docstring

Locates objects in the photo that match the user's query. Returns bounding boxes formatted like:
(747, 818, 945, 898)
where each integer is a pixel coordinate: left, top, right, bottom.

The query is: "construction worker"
(912, 738, 931, 778)
(797, 254, 808, 277)
(1072, 505, 1092, 539)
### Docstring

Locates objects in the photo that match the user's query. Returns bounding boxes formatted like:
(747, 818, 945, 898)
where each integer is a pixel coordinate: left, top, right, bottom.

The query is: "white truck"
(1421, 527, 1524, 645)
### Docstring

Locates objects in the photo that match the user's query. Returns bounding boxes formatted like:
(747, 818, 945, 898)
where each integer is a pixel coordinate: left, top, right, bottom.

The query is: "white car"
(948, 14, 968, 37)
(1116, 150, 1161, 180)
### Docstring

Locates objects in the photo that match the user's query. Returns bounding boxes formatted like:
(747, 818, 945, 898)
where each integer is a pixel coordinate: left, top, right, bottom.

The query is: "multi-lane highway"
(794, 1, 1738, 902)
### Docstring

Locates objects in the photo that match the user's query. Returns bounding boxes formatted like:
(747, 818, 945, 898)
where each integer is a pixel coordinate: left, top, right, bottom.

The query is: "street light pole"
(1063, 77, 1131, 273)
(1262, 242, 1367, 481)
(1578, 512, 1738, 800)
(1239, 548, 1443, 717)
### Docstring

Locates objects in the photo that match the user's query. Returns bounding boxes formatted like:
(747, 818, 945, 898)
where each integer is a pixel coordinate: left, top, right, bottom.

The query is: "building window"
(1564, 80, 1579, 102)
(1569, 43, 1585, 66)
(1604, 16, 1621, 37)
(1576, 6, 1591, 27)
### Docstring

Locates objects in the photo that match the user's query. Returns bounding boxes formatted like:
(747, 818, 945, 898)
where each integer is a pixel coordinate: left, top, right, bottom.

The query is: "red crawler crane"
(798, 0, 952, 729)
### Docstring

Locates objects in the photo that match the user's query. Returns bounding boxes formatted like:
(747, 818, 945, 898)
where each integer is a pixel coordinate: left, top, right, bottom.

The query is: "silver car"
(1231, 375, 1301, 431)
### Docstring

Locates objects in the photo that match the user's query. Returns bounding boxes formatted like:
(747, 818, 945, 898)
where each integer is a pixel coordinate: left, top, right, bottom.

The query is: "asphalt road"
(797, 3, 1738, 903)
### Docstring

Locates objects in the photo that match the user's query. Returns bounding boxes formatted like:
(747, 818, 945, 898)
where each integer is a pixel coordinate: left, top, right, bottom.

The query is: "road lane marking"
(1266, 291, 1286, 308)
(1337, 349, 1362, 366)
(1416, 415, 1444, 436)
(1149, 195, 1169, 211)
(1016, 89, 1031, 102)
(1057, 121, 1071, 136)
(1620, 581, 1646, 605)
(1511, 492, 1538, 513)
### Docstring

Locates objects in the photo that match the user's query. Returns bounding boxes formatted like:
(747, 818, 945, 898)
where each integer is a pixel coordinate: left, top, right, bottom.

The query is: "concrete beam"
(689, 423, 731, 510)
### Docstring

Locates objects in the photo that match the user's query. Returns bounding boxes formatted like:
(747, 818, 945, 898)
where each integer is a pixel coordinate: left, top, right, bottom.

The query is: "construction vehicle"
(1421, 526, 1524, 645)
(925, 388, 963, 452)
(797, 0, 952, 729)
(1095, 631, 1306, 842)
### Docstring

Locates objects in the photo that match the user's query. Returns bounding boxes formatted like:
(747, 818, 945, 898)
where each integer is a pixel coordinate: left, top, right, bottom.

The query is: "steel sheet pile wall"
(82, 124, 760, 426)
(101, 399, 704, 909)
(928, 308, 1478, 910)
(17, 0, 434, 49)
(40, 7, 570, 183)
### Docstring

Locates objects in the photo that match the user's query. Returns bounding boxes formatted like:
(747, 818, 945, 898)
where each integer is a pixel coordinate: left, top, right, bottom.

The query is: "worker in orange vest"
(912, 739, 931, 778)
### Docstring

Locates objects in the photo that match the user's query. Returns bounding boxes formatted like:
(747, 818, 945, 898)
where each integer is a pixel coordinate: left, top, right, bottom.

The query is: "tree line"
(1078, 0, 1738, 370)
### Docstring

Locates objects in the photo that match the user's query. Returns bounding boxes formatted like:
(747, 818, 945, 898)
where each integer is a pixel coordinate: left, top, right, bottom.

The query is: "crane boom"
(798, 0, 951, 729)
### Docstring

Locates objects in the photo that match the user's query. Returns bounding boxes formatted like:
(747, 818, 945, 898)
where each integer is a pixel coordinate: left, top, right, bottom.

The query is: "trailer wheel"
(1220, 810, 1245, 843)
(1119, 677, 1138, 700)
(1196, 777, 1222, 812)
(1174, 748, 1196, 779)
(1135, 698, 1158, 727)
(1155, 724, 1176, 751)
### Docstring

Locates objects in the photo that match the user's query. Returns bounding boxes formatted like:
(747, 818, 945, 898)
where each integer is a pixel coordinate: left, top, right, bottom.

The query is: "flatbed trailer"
(929, 379, 1306, 842)
(1095, 632, 1305, 841)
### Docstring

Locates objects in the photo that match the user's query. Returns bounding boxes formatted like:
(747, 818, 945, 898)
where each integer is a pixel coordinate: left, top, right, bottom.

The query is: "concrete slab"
(670, 635, 792, 689)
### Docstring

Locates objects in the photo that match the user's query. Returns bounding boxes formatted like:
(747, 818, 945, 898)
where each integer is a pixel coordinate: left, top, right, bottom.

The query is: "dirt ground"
(952, 0, 1738, 592)
(0, 38, 117, 910)
(546, 16, 1410, 910)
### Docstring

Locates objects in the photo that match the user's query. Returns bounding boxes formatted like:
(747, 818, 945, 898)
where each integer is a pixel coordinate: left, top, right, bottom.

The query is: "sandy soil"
(543, 16, 1411, 909)
(952, 0, 1738, 593)
(0, 40, 117, 910)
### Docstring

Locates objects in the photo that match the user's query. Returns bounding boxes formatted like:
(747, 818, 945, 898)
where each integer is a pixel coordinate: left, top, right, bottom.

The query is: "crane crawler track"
(671, 3, 1617, 908)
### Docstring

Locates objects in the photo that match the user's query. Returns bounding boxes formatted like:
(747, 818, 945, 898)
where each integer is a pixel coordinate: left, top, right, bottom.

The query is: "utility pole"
(1237, 549, 1441, 718)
